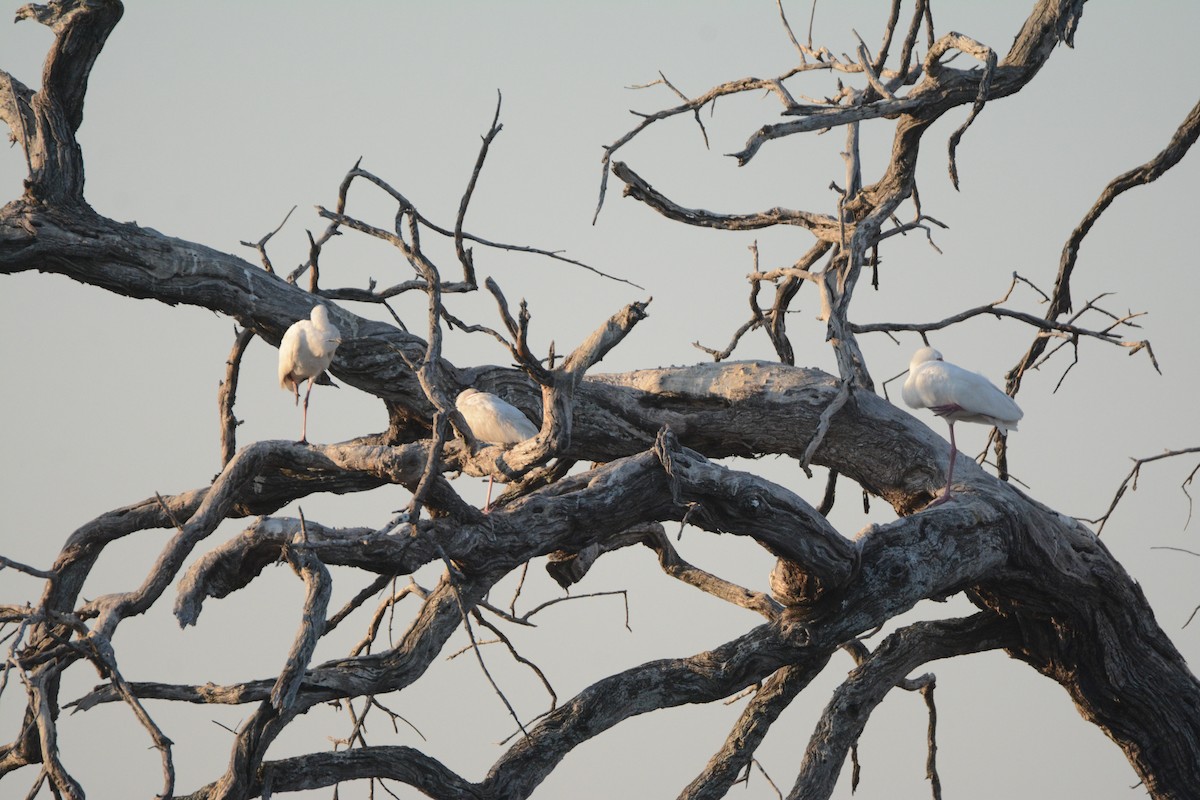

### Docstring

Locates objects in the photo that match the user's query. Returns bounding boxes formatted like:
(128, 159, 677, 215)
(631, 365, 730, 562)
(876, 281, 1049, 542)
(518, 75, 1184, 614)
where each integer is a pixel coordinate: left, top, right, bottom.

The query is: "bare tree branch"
(790, 614, 1019, 800)
(217, 326, 255, 468)
(1008, 96, 1200, 395)
(5, 4, 1200, 799)
(238, 205, 295, 275)
(680, 659, 831, 800)
(1086, 447, 1200, 535)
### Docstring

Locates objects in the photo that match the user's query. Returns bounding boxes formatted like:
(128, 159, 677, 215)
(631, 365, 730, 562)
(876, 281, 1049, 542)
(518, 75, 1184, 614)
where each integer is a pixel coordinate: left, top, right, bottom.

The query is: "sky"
(2, 2, 1199, 798)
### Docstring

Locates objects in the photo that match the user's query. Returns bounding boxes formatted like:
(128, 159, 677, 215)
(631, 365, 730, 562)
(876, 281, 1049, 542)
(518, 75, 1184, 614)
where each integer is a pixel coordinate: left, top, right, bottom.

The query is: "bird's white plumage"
(278, 304, 341, 442)
(901, 346, 1023, 506)
(902, 347, 1022, 433)
(455, 388, 538, 444)
(455, 387, 538, 511)
(279, 305, 341, 394)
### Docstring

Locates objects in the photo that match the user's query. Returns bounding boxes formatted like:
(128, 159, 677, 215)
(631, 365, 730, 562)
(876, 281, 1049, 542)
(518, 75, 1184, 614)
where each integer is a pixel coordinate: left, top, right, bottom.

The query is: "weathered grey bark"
(3, 2, 1200, 800)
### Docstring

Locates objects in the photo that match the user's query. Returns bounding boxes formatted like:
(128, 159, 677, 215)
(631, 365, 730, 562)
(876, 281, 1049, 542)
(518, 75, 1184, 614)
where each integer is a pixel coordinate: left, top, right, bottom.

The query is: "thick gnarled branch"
(6, 3, 1200, 799)
(2, 0, 124, 205)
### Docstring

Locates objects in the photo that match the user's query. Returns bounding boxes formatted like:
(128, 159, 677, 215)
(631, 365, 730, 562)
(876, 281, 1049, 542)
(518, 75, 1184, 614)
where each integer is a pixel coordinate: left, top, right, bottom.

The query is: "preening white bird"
(278, 304, 341, 444)
(902, 346, 1023, 506)
(455, 387, 539, 510)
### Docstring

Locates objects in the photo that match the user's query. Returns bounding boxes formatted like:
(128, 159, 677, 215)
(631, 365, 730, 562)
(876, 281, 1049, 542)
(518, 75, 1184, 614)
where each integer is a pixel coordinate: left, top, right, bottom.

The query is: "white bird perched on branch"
(455, 387, 539, 511)
(278, 304, 341, 444)
(902, 346, 1023, 506)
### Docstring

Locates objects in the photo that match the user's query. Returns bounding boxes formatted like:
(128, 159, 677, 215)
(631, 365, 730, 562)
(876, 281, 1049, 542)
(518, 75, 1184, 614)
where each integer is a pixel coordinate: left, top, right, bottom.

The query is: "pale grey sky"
(2, 3, 1199, 798)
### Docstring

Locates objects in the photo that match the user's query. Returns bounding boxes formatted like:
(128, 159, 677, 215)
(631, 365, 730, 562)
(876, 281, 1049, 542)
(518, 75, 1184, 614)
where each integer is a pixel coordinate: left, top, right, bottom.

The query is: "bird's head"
(910, 346, 943, 370)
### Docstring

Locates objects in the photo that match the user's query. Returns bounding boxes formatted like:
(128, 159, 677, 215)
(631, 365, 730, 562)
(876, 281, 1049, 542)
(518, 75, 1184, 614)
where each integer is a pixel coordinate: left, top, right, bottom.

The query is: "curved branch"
(180, 746, 481, 800)
(790, 613, 1019, 800)
(546, 523, 783, 620)
(77, 634, 175, 798)
(269, 525, 332, 712)
(855, 279, 1154, 369)
(173, 431, 858, 627)
(1054, 96, 1200, 317)
(7, 0, 124, 204)
(734, 97, 924, 166)
(6, 5, 1200, 798)
(611, 161, 842, 240)
(479, 499, 1029, 800)
(680, 659, 831, 800)
(925, 33, 997, 189)
(1008, 95, 1200, 394)
(217, 327, 255, 467)
(1087, 446, 1200, 535)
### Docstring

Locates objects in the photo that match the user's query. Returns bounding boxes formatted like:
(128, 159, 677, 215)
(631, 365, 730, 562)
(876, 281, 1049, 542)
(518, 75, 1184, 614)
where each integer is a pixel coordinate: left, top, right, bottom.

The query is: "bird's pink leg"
(944, 421, 960, 497)
(299, 378, 315, 444)
(924, 420, 958, 508)
(482, 476, 496, 513)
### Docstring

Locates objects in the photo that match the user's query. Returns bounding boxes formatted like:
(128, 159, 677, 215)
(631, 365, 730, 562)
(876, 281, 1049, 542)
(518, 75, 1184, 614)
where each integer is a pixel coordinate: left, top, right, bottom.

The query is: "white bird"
(901, 346, 1022, 506)
(278, 304, 341, 444)
(455, 387, 539, 511)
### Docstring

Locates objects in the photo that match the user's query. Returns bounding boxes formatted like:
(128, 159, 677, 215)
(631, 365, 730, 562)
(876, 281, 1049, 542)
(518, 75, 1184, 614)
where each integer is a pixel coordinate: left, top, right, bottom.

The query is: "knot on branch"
(769, 558, 824, 607)
(735, 489, 773, 518)
(653, 425, 684, 504)
(654, 425, 712, 533)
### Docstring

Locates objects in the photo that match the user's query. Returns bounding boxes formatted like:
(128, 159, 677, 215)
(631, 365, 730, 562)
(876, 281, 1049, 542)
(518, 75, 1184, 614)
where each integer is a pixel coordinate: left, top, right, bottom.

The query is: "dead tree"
(2, 2, 1199, 799)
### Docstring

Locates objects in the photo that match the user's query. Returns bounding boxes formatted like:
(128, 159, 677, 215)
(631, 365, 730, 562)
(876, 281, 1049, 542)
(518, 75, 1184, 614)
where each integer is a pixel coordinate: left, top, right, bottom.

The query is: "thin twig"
(218, 326, 255, 468)
(0, 555, 54, 580)
(447, 579, 528, 737)
(1086, 448, 1200, 535)
(922, 680, 942, 800)
(239, 205, 296, 275)
(472, 610, 558, 709)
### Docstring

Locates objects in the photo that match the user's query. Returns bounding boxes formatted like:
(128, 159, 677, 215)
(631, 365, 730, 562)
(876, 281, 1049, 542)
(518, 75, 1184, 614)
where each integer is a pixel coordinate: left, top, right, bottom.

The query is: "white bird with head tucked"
(455, 387, 539, 511)
(902, 346, 1022, 506)
(278, 304, 341, 444)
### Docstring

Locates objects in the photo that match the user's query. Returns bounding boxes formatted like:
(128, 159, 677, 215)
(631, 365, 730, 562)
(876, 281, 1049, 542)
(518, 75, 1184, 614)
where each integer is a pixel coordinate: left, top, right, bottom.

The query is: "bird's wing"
(914, 362, 1023, 426)
(457, 391, 538, 444)
(278, 323, 305, 388)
